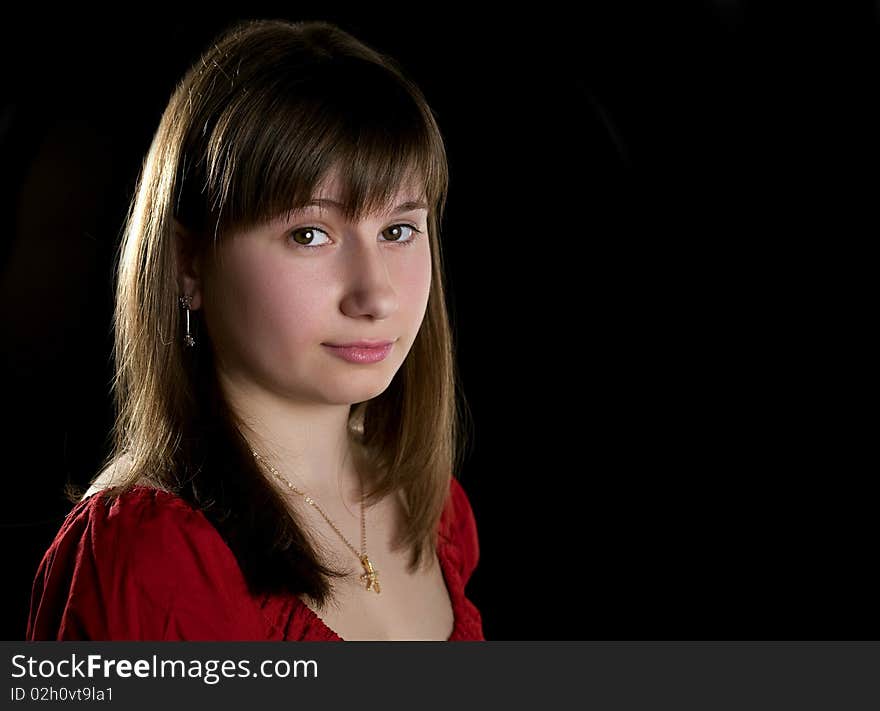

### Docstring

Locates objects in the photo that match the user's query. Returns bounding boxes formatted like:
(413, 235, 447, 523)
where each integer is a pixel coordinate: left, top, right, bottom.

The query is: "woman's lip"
(322, 340, 395, 348)
(323, 342, 394, 364)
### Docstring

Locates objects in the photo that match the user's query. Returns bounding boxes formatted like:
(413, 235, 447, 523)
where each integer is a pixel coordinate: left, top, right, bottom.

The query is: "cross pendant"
(359, 554, 381, 593)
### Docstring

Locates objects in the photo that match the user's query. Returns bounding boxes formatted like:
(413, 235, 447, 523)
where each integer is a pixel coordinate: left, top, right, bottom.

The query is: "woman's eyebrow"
(299, 198, 428, 214)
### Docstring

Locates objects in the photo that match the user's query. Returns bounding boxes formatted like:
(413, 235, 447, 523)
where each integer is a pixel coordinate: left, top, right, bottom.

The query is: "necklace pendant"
(359, 554, 381, 594)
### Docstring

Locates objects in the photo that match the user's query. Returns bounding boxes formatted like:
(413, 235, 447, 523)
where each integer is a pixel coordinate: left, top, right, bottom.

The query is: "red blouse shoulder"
(439, 476, 481, 585)
(26, 486, 266, 640)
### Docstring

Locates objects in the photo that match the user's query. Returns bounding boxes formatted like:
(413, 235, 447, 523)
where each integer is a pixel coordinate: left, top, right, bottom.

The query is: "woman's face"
(194, 174, 432, 406)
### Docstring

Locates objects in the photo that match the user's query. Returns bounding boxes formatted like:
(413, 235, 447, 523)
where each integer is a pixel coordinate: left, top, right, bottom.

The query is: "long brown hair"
(65, 18, 473, 610)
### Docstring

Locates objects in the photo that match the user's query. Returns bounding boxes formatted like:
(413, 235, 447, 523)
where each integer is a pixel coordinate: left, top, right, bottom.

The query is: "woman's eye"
(287, 223, 423, 250)
(288, 226, 331, 248)
(380, 223, 421, 245)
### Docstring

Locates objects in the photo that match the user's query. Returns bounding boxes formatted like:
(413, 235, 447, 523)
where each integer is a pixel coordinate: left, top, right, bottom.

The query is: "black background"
(1, 3, 875, 640)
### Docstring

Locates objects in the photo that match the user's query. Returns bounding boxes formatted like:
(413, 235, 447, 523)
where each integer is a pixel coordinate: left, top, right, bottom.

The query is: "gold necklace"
(250, 449, 381, 594)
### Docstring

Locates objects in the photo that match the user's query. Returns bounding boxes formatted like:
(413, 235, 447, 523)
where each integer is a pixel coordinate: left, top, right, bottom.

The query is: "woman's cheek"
(399, 249, 432, 313)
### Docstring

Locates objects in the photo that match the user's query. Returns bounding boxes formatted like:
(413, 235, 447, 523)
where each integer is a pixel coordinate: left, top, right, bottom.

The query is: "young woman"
(26, 18, 484, 641)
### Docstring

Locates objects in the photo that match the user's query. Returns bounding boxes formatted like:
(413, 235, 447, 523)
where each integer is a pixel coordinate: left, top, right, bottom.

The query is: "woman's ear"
(173, 217, 203, 311)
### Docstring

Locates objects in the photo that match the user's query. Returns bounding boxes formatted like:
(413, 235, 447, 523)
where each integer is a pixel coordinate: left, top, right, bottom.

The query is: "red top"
(26, 477, 484, 641)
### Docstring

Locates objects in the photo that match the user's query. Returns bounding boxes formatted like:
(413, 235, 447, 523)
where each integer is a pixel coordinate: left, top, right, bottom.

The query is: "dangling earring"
(179, 294, 196, 347)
